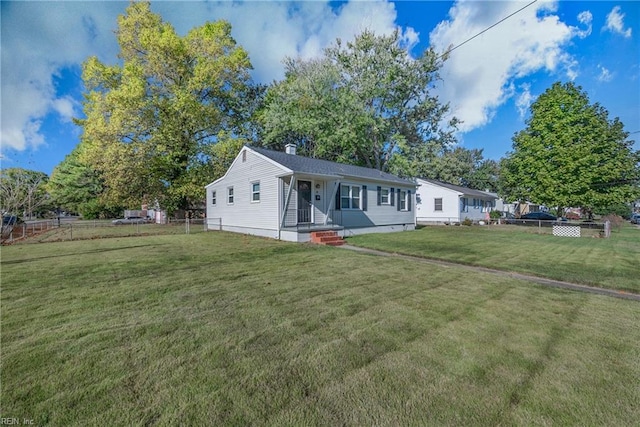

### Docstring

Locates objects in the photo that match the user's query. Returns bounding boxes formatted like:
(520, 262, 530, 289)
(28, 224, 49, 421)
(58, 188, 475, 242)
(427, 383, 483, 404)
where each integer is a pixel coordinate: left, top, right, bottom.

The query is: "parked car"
(630, 213, 640, 224)
(520, 212, 558, 221)
(112, 216, 150, 225)
(2, 215, 18, 226)
(501, 212, 516, 224)
(513, 211, 568, 226)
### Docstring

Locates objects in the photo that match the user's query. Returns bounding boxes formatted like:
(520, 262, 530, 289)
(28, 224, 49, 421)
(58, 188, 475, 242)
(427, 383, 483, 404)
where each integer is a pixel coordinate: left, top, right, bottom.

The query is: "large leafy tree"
(260, 30, 457, 175)
(0, 168, 49, 222)
(77, 1, 254, 211)
(501, 82, 640, 214)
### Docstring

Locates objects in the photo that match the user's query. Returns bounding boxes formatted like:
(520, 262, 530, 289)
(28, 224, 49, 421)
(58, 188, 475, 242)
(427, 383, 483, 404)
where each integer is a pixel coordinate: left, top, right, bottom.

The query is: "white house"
(415, 179, 497, 224)
(205, 145, 417, 242)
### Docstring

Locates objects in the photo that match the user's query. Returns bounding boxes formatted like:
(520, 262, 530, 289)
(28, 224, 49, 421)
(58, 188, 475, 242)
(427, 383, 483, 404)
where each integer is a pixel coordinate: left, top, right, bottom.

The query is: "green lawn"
(347, 224, 640, 293)
(2, 232, 639, 425)
(15, 221, 205, 244)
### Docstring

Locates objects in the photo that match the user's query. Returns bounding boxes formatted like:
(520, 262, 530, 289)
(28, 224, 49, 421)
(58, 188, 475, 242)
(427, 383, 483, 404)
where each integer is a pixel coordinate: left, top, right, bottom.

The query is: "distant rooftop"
(418, 178, 495, 198)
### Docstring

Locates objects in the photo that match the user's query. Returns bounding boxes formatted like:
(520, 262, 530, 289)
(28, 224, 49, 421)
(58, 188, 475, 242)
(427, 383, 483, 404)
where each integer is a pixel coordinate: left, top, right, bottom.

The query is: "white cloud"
(604, 6, 632, 38)
(1, 1, 410, 155)
(429, 1, 590, 133)
(516, 83, 535, 118)
(51, 96, 78, 124)
(576, 11, 593, 38)
(597, 65, 613, 82)
(1, 1, 122, 153)
(156, 1, 410, 83)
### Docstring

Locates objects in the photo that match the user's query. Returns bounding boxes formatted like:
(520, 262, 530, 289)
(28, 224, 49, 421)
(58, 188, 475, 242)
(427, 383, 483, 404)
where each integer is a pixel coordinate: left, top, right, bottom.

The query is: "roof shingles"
(418, 178, 494, 198)
(250, 146, 414, 186)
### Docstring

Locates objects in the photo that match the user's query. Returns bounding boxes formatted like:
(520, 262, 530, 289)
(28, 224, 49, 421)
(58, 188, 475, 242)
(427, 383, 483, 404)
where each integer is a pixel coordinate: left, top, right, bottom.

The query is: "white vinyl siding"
(415, 179, 496, 223)
(205, 147, 417, 237)
(339, 181, 414, 228)
(205, 148, 288, 233)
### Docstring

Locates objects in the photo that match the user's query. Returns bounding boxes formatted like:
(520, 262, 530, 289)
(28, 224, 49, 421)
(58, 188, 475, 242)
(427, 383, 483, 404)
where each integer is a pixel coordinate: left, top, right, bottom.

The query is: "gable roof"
(250, 146, 415, 186)
(417, 178, 495, 199)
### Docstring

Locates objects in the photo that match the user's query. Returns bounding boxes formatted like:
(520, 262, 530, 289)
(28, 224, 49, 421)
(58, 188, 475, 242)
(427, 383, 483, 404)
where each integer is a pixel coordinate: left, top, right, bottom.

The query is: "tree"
(77, 1, 255, 212)
(260, 30, 457, 175)
(47, 144, 121, 218)
(501, 82, 640, 215)
(411, 145, 500, 191)
(0, 168, 49, 224)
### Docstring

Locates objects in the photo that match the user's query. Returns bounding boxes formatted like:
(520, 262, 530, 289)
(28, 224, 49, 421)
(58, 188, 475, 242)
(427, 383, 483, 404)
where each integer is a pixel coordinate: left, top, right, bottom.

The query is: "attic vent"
(285, 143, 296, 155)
(242, 150, 247, 162)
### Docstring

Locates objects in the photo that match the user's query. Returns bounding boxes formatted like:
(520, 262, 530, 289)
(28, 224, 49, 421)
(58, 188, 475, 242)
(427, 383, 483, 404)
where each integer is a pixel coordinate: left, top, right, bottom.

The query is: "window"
(227, 187, 234, 204)
(381, 188, 390, 204)
(461, 198, 468, 212)
(211, 190, 217, 206)
(251, 182, 260, 202)
(377, 187, 391, 206)
(399, 190, 407, 211)
(434, 197, 443, 211)
(340, 184, 361, 210)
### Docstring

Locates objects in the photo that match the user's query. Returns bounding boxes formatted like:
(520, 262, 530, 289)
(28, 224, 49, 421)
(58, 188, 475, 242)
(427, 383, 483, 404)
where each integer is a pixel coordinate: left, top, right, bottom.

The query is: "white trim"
(205, 146, 290, 189)
(340, 183, 362, 210)
(434, 197, 443, 211)
(227, 186, 234, 205)
(380, 187, 390, 205)
(251, 181, 260, 203)
(246, 146, 293, 175)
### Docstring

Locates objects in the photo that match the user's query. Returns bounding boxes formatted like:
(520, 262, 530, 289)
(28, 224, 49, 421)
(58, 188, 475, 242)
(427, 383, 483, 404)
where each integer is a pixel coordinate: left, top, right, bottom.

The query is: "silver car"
(112, 216, 150, 225)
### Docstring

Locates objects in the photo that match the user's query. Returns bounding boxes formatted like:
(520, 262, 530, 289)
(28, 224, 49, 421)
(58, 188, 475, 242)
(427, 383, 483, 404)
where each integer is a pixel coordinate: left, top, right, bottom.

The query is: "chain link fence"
(2, 218, 207, 245)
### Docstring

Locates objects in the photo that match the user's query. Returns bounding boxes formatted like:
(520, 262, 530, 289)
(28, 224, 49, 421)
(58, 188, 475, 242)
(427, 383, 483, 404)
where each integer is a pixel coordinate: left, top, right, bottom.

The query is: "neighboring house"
(513, 201, 543, 217)
(205, 144, 417, 242)
(415, 179, 496, 224)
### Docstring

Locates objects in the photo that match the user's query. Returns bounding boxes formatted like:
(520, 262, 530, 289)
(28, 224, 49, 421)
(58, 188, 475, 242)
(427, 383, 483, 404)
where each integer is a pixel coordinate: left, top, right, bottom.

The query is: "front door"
(297, 180, 312, 223)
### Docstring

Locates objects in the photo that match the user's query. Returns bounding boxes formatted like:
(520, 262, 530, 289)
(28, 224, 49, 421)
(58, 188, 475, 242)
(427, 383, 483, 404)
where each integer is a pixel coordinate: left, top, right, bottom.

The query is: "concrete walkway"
(341, 245, 640, 302)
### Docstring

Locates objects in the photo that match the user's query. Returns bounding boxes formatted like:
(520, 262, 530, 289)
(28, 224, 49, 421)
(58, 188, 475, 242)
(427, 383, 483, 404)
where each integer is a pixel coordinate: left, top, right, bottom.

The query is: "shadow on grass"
(0, 243, 165, 265)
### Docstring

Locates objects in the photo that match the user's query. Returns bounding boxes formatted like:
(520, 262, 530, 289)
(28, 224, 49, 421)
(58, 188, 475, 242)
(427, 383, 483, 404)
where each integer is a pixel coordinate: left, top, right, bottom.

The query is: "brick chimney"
(285, 143, 296, 155)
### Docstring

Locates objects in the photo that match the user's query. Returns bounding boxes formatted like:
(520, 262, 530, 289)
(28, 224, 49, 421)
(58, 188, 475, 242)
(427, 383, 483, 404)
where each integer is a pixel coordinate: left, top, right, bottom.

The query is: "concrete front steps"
(310, 230, 345, 246)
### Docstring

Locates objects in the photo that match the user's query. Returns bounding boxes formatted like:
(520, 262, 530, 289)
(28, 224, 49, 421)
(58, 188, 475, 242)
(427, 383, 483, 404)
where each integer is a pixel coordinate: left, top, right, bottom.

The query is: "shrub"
(462, 217, 473, 226)
(602, 214, 624, 231)
(595, 203, 632, 219)
(489, 210, 502, 220)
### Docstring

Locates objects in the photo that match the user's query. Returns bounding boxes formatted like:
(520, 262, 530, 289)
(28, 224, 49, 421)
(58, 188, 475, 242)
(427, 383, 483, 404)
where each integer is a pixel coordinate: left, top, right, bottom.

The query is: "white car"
(112, 216, 150, 225)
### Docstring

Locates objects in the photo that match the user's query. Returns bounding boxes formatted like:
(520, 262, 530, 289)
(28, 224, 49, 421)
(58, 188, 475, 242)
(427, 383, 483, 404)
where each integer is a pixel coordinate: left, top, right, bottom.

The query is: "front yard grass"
(2, 232, 639, 425)
(347, 224, 640, 293)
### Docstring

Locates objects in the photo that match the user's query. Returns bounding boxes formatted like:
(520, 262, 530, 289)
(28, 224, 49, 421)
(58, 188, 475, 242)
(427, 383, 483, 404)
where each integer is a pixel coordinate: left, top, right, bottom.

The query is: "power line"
(440, 0, 538, 59)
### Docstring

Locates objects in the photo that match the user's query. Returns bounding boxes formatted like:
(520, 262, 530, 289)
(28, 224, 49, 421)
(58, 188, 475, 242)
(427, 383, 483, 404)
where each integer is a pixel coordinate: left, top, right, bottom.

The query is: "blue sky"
(1, 0, 638, 175)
